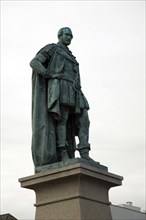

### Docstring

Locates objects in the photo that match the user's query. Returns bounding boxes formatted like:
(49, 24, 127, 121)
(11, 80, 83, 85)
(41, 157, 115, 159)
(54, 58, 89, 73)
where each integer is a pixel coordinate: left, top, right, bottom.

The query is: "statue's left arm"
(30, 53, 48, 76)
(30, 44, 56, 78)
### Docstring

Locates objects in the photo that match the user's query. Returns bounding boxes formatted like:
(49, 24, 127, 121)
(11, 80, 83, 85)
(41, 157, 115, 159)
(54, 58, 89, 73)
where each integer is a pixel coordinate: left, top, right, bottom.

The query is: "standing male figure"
(30, 27, 93, 168)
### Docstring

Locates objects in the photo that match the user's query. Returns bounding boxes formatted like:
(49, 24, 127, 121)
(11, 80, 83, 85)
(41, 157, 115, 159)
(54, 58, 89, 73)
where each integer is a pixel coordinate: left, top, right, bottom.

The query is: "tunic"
(45, 43, 89, 120)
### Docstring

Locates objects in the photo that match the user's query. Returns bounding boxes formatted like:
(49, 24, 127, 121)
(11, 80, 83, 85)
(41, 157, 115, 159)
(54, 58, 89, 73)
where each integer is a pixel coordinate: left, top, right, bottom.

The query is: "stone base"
(19, 159, 123, 220)
(35, 157, 108, 173)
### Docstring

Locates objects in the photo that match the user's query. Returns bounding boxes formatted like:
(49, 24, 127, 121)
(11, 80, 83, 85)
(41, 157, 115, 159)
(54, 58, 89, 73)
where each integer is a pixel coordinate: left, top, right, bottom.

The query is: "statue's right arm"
(30, 53, 47, 76)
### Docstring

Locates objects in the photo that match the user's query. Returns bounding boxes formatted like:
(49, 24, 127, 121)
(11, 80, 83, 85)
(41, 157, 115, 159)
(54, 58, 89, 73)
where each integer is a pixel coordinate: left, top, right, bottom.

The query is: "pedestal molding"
(34, 194, 111, 207)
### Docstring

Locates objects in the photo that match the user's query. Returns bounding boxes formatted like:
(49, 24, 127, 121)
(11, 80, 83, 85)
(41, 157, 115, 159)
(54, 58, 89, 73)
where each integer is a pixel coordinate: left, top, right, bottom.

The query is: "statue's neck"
(57, 42, 68, 49)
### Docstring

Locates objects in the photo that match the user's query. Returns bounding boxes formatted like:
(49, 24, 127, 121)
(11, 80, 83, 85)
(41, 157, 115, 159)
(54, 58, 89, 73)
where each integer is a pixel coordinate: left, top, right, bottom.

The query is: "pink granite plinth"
(19, 161, 123, 220)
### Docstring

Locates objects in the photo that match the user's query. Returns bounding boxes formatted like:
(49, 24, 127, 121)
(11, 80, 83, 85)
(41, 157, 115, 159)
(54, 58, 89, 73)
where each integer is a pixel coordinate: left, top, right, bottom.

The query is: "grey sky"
(1, 1, 145, 219)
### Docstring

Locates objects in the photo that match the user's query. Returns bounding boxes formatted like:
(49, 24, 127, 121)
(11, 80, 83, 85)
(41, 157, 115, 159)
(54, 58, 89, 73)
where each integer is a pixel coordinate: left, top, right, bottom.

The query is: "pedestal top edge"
(19, 158, 123, 183)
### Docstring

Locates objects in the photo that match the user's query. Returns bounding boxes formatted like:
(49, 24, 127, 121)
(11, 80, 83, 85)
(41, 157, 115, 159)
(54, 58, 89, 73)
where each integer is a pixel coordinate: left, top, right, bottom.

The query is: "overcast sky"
(1, 1, 145, 219)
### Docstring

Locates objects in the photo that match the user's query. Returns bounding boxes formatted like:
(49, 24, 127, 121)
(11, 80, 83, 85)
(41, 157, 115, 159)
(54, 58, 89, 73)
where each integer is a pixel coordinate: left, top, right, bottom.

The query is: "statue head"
(57, 27, 73, 46)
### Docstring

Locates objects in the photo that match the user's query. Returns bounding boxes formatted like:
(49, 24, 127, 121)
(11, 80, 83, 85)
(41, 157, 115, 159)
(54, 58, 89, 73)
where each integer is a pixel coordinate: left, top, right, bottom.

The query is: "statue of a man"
(30, 27, 93, 168)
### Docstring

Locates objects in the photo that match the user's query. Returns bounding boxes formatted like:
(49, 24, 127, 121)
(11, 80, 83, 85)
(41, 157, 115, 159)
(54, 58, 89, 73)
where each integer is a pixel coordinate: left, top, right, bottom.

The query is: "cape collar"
(56, 43, 78, 65)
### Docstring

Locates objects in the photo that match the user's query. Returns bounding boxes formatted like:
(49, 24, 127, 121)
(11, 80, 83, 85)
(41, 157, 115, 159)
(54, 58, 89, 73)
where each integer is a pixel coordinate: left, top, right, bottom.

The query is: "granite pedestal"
(19, 158, 123, 220)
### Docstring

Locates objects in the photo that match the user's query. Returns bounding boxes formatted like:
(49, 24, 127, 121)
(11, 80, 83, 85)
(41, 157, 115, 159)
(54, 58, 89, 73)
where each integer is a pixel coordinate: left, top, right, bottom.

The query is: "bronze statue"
(30, 27, 94, 169)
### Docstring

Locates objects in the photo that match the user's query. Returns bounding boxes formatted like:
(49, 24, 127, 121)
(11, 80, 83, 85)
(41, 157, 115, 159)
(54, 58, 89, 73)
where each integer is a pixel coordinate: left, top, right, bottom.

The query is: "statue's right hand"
(45, 73, 62, 80)
(55, 73, 62, 79)
(49, 73, 62, 79)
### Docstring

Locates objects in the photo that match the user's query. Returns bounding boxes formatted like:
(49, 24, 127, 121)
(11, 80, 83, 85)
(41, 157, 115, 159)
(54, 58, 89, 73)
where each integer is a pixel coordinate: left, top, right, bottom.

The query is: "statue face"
(59, 28, 73, 46)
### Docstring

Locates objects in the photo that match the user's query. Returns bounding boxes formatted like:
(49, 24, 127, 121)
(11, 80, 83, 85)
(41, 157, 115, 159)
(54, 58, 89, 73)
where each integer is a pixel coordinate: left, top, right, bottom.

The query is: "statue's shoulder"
(37, 43, 57, 56)
(44, 43, 57, 53)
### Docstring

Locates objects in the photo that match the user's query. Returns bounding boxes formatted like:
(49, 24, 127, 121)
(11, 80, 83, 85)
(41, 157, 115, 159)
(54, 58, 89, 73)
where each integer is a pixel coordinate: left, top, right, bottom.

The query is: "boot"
(80, 150, 91, 160)
(60, 148, 70, 162)
(79, 148, 93, 161)
(79, 147, 96, 163)
(78, 143, 90, 160)
(80, 149, 100, 167)
(80, 149, 100, 168)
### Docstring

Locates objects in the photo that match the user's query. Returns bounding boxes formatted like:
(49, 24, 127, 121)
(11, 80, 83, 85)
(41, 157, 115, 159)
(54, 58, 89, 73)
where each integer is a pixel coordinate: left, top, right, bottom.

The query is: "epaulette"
(44, 43, 57, 56)
(36, 43, 57, 56)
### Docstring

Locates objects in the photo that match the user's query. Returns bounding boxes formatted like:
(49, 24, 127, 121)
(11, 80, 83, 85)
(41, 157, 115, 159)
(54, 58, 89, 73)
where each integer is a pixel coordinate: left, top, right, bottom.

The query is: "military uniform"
(30, 42, 90, 168)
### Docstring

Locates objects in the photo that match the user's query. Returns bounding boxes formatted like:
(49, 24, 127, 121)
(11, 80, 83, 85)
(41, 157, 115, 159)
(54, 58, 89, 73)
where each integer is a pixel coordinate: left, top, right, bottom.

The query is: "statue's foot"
(60, 149, 70, 162)
(80, 152, 100, 167)
(80, 153, 93, 161)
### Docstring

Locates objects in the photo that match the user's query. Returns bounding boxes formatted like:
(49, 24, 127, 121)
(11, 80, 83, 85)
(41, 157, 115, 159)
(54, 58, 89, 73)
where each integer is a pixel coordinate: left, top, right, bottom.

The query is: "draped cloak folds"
(31, 43, 89, 168)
